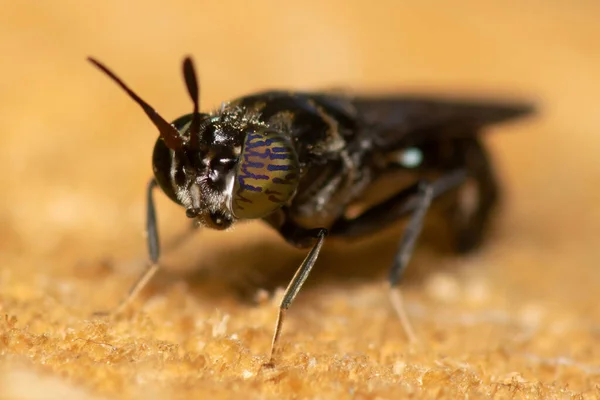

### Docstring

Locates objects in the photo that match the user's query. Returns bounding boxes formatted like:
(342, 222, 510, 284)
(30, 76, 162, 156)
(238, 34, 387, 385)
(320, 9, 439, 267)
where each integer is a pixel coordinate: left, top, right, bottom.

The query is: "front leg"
(93, 179, 162, 316)
(265, 226, 328, 366)
(94, 178, 200, 316)
(262, 170, 462, 360)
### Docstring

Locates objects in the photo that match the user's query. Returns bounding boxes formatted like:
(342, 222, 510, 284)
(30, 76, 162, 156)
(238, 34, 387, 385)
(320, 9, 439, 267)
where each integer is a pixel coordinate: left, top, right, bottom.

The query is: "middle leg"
(329, 169, 467, 341)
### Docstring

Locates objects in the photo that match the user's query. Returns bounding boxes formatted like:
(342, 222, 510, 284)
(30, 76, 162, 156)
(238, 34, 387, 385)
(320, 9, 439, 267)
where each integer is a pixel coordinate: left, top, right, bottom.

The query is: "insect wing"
(350, 95, 535, 149)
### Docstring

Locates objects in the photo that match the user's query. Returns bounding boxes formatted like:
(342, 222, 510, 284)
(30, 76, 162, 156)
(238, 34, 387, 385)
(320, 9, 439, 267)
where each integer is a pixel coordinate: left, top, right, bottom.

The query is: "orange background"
(1, 2, 599, 398)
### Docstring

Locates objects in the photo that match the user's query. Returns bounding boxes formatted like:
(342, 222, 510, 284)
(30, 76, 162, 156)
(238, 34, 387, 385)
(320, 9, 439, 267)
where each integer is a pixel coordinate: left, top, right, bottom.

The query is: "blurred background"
(0, 0, 599, 396)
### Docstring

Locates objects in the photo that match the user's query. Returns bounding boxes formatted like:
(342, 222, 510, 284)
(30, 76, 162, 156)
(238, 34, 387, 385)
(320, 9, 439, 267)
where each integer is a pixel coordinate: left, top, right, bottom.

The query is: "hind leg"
(443, 137, 500, 253)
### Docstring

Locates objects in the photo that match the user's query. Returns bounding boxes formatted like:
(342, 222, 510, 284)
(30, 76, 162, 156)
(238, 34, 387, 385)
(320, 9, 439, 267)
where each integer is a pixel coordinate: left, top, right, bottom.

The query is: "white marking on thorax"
(398, 147, 423, 168)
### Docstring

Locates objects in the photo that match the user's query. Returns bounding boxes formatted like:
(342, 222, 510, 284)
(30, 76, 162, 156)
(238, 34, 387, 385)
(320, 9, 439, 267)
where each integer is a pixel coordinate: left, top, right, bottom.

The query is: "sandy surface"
(1, 2, 599, 399)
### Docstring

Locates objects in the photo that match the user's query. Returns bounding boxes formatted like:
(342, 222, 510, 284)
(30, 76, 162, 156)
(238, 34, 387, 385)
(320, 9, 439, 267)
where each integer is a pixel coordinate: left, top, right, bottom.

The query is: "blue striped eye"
(231, 130, 300, 219)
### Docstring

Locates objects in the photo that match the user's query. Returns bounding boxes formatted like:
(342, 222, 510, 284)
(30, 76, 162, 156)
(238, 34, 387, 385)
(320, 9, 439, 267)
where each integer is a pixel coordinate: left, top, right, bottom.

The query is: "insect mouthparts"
(185, 208, 199, 218)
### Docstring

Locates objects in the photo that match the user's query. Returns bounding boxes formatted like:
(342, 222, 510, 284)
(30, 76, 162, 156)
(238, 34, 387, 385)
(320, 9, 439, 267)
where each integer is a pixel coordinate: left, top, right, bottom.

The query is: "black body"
(154, 91, 529, 250)
(88, 57, 534, 364)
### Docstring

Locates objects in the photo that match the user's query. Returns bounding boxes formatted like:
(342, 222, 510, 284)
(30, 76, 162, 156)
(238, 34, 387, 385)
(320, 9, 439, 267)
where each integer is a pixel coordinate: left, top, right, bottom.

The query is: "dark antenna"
(87, 57, 184, 150)
(182, 57, 201, 149)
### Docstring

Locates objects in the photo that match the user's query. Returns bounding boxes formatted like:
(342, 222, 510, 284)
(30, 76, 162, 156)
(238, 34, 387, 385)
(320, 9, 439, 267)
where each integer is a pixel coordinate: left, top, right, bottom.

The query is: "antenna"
(88, 57, 184, 150)
(182, 57, 201, 149)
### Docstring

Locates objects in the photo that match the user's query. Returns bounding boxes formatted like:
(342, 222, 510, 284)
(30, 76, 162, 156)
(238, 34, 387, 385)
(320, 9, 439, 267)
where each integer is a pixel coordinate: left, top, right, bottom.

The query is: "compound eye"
(231, 130, 300, 219)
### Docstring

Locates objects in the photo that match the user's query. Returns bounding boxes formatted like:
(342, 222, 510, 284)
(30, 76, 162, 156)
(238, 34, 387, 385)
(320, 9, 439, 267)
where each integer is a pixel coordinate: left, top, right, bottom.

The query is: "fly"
(88, 56, 534, 365)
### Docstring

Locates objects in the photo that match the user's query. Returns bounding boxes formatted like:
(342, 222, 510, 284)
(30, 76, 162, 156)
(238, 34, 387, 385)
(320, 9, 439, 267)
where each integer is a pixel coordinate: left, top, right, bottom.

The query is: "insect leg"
(330, 169, 467, 238)
(329, 170, 467, 341)
(95, 178, 197, 315)
(387, 181, 434, 343)
(95, 178, 176, 316)
(266, 227, 328, 365)
(444, 138, 500, 253)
